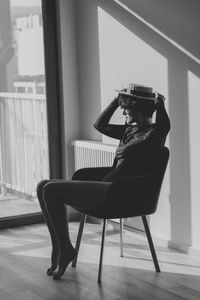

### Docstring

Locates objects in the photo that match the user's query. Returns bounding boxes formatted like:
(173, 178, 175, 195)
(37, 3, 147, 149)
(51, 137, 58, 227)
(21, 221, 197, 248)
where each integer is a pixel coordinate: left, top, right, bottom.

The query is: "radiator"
(72, 140, 117, 171)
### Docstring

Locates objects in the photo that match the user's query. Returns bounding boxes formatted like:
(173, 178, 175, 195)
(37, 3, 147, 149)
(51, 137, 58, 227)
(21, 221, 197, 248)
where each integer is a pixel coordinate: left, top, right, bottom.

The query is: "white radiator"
(72, 140, 117, 171)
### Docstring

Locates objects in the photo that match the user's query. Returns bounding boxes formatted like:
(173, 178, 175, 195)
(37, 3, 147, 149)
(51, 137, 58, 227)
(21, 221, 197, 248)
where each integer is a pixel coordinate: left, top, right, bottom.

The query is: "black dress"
(93, 98, 170, 182)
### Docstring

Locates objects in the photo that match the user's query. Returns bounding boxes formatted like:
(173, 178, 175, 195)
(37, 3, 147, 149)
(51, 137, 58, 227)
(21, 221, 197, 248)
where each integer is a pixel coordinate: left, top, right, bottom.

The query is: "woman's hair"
(118, 95, 156, 118)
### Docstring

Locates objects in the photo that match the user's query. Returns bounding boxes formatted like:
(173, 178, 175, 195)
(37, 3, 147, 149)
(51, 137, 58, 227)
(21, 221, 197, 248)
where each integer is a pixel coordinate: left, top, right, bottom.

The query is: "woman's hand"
(112, 92, 123, 106)
(155, 93, 165, 108)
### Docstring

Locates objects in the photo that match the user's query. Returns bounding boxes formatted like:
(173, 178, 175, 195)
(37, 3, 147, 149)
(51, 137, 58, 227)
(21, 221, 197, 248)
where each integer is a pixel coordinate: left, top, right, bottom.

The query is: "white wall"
(59, 0, 200, 251)
(188, 71, 200, 250)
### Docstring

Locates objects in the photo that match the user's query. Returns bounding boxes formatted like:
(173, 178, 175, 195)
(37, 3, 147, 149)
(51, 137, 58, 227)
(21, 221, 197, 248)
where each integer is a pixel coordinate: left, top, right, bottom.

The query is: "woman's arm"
(93, 97, 126, 140)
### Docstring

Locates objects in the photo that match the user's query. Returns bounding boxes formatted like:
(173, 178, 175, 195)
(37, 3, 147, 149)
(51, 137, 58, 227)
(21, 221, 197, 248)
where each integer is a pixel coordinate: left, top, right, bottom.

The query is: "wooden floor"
(0, 194, 40, 218)
(0, 221, 200, 300)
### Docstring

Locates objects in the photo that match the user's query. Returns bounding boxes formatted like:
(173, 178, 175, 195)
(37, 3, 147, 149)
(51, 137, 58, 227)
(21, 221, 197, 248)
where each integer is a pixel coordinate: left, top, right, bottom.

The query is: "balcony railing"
(0, 92, 49, 198)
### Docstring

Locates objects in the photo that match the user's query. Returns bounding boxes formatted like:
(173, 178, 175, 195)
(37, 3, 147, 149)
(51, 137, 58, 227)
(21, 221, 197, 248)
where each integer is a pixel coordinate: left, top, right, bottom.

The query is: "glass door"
(0, 0, 49, 219)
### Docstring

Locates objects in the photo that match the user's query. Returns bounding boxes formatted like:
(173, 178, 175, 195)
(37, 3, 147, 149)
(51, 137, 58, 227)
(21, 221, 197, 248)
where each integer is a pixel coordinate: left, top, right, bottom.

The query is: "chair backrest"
(150, 146, 170, 213)
(86, 146, 170, 219)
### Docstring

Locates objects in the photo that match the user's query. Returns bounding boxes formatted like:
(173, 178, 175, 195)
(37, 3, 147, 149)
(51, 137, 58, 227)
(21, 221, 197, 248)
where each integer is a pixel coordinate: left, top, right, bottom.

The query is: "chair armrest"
(72, 167, 113, 181)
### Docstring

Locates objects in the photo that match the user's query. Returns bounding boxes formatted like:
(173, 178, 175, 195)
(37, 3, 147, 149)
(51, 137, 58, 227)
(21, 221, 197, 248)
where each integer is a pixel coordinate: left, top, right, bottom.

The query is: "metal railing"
(0, 92, 49, 198)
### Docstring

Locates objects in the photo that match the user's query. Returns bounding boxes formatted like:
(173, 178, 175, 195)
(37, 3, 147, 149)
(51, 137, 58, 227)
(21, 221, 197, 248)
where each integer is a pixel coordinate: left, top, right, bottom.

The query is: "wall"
(58, 0, 80, 180)
(60, 0, 200, 251)
(75, 0, 102, 141)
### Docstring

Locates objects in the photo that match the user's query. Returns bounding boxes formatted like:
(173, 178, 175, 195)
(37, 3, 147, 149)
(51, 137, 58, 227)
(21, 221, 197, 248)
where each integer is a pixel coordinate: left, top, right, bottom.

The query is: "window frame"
(0, 0, 63, 229)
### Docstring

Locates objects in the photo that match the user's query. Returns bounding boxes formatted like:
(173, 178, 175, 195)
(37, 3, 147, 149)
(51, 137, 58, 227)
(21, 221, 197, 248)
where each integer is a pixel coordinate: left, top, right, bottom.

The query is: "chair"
(71, 146, 170, 283)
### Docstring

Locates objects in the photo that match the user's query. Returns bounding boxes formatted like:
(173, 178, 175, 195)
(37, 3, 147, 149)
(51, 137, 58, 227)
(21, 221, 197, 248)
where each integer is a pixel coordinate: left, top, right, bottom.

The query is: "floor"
(0, 194, 40, 218)
(0, 221, 200, 300)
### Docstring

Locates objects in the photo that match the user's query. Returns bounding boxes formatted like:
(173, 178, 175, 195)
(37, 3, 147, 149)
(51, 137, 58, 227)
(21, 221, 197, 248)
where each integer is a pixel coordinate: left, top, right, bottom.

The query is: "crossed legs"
(37, 179, 111, 280)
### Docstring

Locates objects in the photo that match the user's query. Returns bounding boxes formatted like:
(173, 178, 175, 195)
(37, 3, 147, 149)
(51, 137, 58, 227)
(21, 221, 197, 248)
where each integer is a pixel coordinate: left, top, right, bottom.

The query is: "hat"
(116, 83, 157, 102)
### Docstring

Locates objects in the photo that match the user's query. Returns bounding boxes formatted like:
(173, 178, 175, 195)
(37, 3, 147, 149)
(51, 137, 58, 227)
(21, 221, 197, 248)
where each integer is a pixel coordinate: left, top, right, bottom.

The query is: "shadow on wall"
(94, 0, 200, 249)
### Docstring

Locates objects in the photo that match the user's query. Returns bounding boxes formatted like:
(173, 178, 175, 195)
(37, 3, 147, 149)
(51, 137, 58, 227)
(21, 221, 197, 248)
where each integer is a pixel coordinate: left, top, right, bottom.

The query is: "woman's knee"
(72, 169, 86, 180)
(42, 182, 58, 204)
(36, 179, 50, 198)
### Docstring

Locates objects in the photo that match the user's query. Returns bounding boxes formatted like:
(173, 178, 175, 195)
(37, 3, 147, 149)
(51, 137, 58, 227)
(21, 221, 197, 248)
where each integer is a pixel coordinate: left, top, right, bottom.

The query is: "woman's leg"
(43, 180, 111, 280)
(37, 180, 60, 275)
(72, 167, 112, 181)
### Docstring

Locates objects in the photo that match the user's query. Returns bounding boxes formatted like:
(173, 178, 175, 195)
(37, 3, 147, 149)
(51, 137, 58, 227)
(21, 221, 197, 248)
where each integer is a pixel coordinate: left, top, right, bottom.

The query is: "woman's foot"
(46, 247, 59, 276)
(53, 246, 77, 280)
(47, 265, 57, 276)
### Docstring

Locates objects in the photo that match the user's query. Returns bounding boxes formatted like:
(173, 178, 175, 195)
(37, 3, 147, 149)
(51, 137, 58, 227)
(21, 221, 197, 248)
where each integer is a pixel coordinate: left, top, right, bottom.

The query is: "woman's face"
(122, 108, 139, 124)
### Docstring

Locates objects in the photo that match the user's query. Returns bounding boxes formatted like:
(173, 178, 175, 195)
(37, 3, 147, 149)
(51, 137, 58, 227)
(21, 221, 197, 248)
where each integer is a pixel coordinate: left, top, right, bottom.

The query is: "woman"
(37, 84, 170, 280)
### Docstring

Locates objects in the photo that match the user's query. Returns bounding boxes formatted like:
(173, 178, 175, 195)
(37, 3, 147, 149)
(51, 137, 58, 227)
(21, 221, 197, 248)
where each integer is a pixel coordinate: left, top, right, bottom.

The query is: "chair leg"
(98, 219, 107, 284)
(71, 213, 87, 268)
(120, 218, 124, 257)
(142, 215, 161, 272)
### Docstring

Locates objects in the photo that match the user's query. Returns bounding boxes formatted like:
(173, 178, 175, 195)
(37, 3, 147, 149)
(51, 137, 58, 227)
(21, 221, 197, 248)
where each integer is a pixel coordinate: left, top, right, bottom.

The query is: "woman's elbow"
(93, 122, 101, 132)
(93, 122, 98, 130)
(93, 122, 105, 133)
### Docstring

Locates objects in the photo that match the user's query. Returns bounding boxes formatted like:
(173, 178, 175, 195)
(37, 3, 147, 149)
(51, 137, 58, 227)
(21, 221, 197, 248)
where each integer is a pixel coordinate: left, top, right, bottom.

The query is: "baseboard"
(167, 241, 200, 257)
(109, 219, 200, 256)
(188, 246, 200, 260)
(168, 240, 189, 254)
(0, 213, 44, 230)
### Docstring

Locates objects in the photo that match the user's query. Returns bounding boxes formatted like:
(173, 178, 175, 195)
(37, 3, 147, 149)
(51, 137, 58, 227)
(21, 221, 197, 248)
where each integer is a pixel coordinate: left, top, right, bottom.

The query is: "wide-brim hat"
(116, 83, 157, 102)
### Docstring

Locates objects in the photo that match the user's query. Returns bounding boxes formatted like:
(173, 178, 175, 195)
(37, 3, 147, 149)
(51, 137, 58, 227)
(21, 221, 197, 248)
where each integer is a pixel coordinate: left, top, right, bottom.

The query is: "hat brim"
(117, 91, 156, 102)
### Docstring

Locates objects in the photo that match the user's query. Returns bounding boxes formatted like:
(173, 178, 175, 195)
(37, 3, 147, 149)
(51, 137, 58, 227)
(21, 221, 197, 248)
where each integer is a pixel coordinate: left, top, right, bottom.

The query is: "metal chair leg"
(98, 219, 107, 283)
(142, 215, 161, 272)
(72, 213, 87, 268)
(120, 218, 124, 257)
